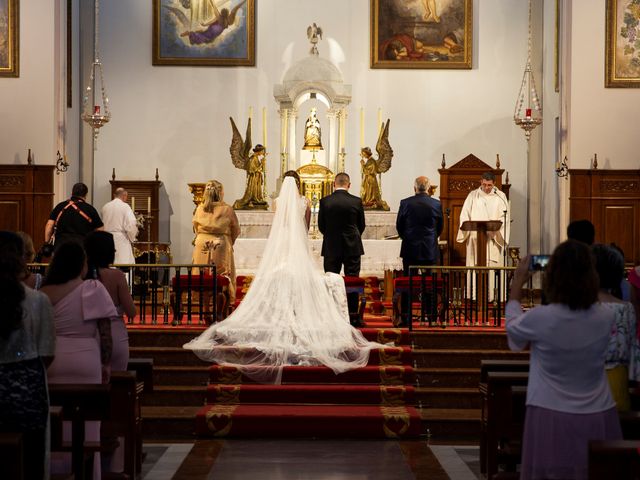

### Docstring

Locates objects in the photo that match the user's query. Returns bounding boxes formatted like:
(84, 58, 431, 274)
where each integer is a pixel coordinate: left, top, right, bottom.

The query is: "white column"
(288, 110, 298, 169)
(327, 108, 337, 173)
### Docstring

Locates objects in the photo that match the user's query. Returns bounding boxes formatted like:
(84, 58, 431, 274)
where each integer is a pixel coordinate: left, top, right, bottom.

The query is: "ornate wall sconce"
(55, 150, 69, 175)
(555, 156, 568, 178)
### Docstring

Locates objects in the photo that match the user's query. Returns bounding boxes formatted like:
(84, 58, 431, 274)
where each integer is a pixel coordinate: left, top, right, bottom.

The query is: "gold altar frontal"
(297, 162, 334, 205)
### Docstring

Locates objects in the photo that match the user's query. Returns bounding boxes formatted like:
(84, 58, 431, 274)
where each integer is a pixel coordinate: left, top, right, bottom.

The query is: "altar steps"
(129, 325, 528, 441)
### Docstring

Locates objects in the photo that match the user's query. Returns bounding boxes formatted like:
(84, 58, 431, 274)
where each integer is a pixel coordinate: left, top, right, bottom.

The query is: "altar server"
(101, 188, 138, 264)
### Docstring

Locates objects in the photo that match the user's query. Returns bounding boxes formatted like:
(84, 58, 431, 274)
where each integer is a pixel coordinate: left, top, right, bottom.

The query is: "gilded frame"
(606, 0, 640, 87)
(153, 0, 255, 67)
(0, 0, 19, 77)
(370, 0, 472, 69)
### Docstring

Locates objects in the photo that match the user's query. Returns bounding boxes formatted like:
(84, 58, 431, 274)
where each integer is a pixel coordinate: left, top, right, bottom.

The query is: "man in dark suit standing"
(396, 176, 444, 325)
(318, 172, 366, 325)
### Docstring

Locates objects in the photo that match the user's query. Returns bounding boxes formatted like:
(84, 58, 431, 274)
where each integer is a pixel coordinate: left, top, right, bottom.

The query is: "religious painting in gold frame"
(0, 0, 19, 77)
(153, 0, 255, 67)
(370, 0, 472, 69)
(606, 0, 640, 87)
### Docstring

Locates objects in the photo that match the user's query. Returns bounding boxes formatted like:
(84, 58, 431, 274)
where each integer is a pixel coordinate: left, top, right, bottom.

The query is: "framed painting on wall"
(153, 0, 255, 67)
(370, 0, 472, 69)
(606, 0, 640, 87)
(0, 0, 19, 77)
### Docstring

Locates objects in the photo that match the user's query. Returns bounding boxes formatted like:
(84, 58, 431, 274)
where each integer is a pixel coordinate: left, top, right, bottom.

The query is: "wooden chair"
(127, 358, 154, 474)
(48, 384, 111, 480)
(588, 440, 640, 479)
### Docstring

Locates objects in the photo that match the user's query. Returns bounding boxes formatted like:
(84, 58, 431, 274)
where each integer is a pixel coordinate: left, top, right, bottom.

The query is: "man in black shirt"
(45, 182, 104, 249)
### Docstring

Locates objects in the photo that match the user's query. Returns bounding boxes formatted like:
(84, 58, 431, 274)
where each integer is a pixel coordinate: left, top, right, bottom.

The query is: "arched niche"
(274, 50, 352, 177)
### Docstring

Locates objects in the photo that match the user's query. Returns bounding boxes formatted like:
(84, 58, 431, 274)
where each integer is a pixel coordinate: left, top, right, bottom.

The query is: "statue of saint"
(230, 117, 268, 210)
(303, 108, 323, 150)
(360, 119, 393, 211)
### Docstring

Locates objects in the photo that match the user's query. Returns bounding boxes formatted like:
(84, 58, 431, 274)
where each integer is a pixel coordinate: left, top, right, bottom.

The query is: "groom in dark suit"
(396, 176, 444, 325)
(318, 172, 366, 325)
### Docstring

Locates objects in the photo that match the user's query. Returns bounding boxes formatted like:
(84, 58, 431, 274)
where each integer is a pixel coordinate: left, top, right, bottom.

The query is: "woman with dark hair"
(0, 231, 55, 480)
(593, 244, 640, 411)
(85, 231, 135, 371)
(192, 180, 241, 310)
(41, 241, 117, 479)
(282, 170, 311, 230)
(506, 240, 622, 479)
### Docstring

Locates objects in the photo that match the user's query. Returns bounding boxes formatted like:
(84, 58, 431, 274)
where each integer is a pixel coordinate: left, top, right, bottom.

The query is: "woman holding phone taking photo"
(506, 240, 622, 479)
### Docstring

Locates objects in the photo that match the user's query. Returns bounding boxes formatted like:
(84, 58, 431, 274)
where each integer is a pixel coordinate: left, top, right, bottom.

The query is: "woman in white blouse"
(506, 240, 622, 480)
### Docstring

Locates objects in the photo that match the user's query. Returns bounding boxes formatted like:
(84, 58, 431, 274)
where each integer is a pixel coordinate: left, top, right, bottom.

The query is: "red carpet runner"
(194, 328, 422, 438)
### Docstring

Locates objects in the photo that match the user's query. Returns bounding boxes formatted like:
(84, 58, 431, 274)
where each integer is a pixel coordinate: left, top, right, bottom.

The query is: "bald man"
(396, 176, 443, 325)
(101, 188, 138, 264)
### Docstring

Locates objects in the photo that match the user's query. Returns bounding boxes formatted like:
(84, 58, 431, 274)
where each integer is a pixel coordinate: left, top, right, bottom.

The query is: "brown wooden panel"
(0, 200, 21, 231)
(600, 204, 637, 263)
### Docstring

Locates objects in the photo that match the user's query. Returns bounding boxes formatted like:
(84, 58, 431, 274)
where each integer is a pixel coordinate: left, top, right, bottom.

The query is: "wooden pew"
(127, 357, 154, 394)
(479, 370, 529, 479)
(588, 440, 640, 479)
(0, 432, 23, 480)
(101, 371, 139, 480)
(48, 384, 111, 480)
(127, 357, 154, 473)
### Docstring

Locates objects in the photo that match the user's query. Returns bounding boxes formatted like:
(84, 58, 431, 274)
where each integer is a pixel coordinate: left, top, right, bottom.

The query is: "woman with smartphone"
(506, 240, 622, 479)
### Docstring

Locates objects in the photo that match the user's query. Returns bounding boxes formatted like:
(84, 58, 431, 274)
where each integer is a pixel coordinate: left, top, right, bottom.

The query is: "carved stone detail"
(601, 180, 639, 194)
(0, 175, 24, 187)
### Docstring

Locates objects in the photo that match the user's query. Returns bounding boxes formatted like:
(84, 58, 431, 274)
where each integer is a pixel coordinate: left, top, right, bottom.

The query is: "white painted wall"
(567, 0, 640, 169)
(0, 0, 57, 167)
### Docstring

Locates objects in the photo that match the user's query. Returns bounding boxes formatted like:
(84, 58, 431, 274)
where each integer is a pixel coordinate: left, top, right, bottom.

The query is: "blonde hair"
(202, 180, 224, 212)
(16, 231, 35, 263)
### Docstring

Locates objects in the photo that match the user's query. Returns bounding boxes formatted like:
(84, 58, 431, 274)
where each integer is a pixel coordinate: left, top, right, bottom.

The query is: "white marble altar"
(234, 238, 402, 276)
(236, 210, 398, 240)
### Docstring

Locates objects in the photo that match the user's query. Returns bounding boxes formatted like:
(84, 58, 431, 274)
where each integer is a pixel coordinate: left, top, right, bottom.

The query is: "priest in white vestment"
(101, 188, 138, 264)
(456, 172, 510, 300)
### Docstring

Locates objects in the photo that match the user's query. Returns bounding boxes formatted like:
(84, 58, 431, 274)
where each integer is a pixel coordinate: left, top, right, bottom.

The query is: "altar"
(234, 210, 402, 275)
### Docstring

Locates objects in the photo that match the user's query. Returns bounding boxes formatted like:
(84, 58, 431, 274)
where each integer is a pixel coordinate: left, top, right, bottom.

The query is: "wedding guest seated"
(16, 231, 44, 290)
(0, 231, 55, 480)
(506, 240, 622, 479)
(85, 231, 135, 370)
(192, 180, 240, 317)
(41, 241, 117, 480)
(593, 244, 640, 411)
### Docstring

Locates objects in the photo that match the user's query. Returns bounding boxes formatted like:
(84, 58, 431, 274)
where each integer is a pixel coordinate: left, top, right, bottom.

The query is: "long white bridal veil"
(184, 176, 377, 383)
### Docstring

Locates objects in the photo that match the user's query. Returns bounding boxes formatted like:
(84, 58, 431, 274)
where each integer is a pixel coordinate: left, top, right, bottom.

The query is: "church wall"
(568, 0, 640, 170)
(92, 0, 535, 263)
(0, 0, 57, 168)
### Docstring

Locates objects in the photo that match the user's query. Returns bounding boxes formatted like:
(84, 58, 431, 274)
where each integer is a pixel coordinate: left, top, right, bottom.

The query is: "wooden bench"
(48, 384, 111, 480)
(127, 357, 154, 394)
(101, 371, 141, 480)
(589, 440, 640, 479)
(479, 370, 529, 479)
(0, 432, 24, 480)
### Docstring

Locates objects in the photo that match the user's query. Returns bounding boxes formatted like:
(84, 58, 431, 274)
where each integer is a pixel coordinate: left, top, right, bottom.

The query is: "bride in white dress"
(184, 176, 380, 383)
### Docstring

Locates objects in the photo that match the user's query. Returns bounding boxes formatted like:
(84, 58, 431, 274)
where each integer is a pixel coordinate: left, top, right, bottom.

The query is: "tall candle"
(262, 107, 267, 149)
(339, 111, 345, 150)
(377, 108, 382, 134)
(281, 109, 288, 152)
(147, 196, 151, 215)
(131, 197, 135, 212)
(359, 107, 365, 148)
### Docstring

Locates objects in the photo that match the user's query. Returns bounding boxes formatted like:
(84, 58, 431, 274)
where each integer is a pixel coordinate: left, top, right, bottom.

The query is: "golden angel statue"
(360, 119, 393, 211)
(230, 117, 268, 210)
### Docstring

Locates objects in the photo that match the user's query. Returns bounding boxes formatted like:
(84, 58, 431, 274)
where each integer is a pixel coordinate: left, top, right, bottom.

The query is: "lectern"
(460, 220, 503, 266)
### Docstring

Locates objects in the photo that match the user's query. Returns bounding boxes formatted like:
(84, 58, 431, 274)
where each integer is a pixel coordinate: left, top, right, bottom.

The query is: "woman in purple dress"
(506, 240, 622, 479)
(42, 242, 117, 480)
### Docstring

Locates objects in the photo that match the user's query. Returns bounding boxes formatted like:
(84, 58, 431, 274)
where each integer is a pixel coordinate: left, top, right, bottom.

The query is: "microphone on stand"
(493, 187, 510, 267)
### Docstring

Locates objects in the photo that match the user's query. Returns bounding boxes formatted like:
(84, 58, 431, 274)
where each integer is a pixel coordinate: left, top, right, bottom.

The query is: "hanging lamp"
(81, 0, 110, 148)
(514, 0, 542, 141)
